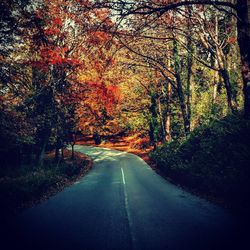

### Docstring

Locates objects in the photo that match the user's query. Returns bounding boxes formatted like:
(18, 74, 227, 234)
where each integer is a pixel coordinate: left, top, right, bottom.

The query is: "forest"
(0, 0, 250, 215)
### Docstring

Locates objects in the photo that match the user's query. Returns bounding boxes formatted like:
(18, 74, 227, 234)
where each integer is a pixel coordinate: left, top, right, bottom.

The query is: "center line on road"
(121, 168, 126, 185)
(121, 166, 136, 249)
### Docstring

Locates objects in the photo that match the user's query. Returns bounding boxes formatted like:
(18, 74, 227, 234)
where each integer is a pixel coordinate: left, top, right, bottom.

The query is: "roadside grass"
(0, 149, 92, 218)
(150, 113, 250, 213)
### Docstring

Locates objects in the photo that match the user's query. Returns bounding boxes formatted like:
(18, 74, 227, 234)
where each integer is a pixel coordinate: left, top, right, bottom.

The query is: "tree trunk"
(213, 73, 219, 103)
(93, 132, 101, 145)
(55, 146, 60, 162)
(237, 0, 250, 118)
(173, 39, 190, 136)
(219, 68, 238, 112)
(213, 68, 219, 104)
(36, 136, 48, 167)
(71, 144, 74, 160)
(164, 45, 172, 142)
(61, 147, 64, 160)
(186, 54, 192, 128)
(214, 11, 237, 113)
(176, 74, 191, 136)
(165, 111, 171, 142)
(186, 6, 193, 130)
(165, 82, 172, 142)
(213, 15, 219, 104)
(37, 144, 46, 167)
(149, 123, 155, 148)
(149, 92, 158, 148)
(36, 126, 51, 167)
(158, 96, 166, 142)
(55, 136, 60, 162)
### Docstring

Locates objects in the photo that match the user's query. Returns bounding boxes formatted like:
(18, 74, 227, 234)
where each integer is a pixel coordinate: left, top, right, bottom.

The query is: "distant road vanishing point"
(4, 146, 247, 250)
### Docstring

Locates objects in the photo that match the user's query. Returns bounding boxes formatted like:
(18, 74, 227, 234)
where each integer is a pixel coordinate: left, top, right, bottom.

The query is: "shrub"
(150, 114, 250, 211)
(0, 152, 91, 216)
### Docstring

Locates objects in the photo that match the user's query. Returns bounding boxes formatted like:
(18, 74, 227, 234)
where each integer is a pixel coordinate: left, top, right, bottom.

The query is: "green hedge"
(150, 114, 250, 211)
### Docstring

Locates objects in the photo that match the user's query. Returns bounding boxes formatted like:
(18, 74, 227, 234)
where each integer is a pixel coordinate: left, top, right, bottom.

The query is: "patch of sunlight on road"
(74, 145, 127, 162)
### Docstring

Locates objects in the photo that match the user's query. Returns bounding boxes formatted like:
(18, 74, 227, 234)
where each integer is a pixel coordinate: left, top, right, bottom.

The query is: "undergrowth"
(0, 151, 91, 217)
(150, 113, 250, 212)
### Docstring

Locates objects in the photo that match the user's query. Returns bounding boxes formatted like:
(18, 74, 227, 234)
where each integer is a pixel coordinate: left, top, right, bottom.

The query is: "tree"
(237, 0, 250, 118)
(1, 0, 248, 169)
(101, 0, 250, 117)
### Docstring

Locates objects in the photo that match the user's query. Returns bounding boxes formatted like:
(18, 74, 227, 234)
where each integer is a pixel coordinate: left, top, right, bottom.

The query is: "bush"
(150, 114, 250, 211)
(61, 159, 89, 177)
(93, 132, 102, 145)
(0, 152, 91, 216)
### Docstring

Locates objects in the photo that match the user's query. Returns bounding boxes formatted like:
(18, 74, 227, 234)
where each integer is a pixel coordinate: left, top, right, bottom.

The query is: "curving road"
(3, 146, 246, 250)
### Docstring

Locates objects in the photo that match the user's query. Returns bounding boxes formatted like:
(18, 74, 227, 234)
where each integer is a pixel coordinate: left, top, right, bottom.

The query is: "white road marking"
(120, 166, 137, 248)
(121, 167, 126, 185)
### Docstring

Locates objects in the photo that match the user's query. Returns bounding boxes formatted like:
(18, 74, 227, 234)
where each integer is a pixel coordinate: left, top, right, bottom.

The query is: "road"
(3, 146, 246, 250)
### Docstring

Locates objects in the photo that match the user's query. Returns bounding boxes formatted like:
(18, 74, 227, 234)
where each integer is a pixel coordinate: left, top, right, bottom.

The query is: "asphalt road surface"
(3, 146, 247, 250)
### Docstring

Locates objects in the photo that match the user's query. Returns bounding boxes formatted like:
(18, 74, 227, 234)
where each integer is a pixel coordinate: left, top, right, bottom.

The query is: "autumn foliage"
(0, 0, 249, 169)
(0, 0, 122, 167)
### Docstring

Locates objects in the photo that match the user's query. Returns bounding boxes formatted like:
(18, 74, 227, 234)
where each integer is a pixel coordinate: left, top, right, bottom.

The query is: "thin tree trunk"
(219, 68, 237, 112)
(55, 136, 60, 162)
(213, 61, 219, 104)
(165, 82, 172, 142)
(165, 111, 171, 142)
(61, 147, 64, 160)
(173, 39, 190, 136)
(36, 127, 51, 167)
(149, 92, 158, 148)
(213, 72, 219, 103)
(36, 137, 48, 167)
(176, 74, 191, 136)
(173, 40, 190, 136)
(213, 15, 219, 104)
(164, 44, 172, 142)
(237, 0, 250, 118)
(37, 145, 46, 167)
(158, 97, 166, 142)
(214, 11, 237, 113)
(149, 123, 155, 148)
(71, 144, 74, 160)
(55, 147, 60, 162)
(186, 6, 193, 130)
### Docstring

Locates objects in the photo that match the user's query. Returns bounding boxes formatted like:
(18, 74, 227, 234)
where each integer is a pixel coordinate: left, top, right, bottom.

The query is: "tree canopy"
(0, 0, 249, 166)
